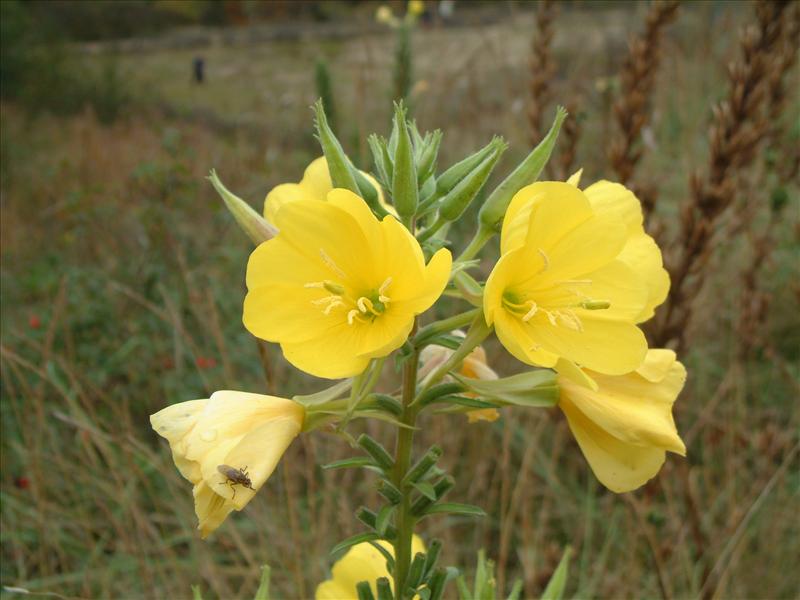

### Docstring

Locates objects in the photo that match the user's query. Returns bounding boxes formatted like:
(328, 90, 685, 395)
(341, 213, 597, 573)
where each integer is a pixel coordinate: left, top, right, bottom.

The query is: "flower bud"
(391, 102, 419, 221)
(478, 106, 567, 230)
(416, 129, 442, 184)
(313, 99, 359, 194)
(436, 138, 496, 199)
(208, 170, 276, 244)
(438, 137, 506, 222)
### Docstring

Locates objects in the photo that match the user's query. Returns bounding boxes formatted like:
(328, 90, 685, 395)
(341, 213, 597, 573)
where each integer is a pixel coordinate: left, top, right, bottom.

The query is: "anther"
(319, 249, 346, 278)
(521, 301, 539, 322)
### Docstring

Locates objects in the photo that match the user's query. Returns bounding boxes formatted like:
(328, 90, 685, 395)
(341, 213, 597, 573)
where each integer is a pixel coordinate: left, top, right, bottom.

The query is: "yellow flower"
(375, 5, 398, 26)
(263, 156, 392, 225)
(557, 349, 686, 493)
(408, 0, 425, 17)
(150, 391, 304, 538)
(244, 190, 452, 379)
(484, 181, 660, 375)
(316, 536, 426, 600)
(419, 335, 500, 423)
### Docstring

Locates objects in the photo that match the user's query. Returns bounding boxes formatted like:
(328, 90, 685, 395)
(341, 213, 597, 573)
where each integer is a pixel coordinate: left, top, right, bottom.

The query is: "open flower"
(484, 181, 659, 375)
(557, 349, 686, 493)
(244, 190, 451, 379)
(316, 535, 426, 600)
(263, 156, 391, 225)
(419, 334, 500, 423)
(150, 391, 304, 537)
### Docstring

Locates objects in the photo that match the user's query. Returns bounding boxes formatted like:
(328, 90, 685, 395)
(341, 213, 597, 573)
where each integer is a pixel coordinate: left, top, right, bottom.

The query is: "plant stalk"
(392, 319, 420, 597)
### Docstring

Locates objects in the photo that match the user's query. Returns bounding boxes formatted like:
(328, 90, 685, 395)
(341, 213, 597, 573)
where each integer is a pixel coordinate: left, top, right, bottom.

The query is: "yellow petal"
(263, 183, 315, 225)
(150, 399, 207, 446)
(616, 232, 670, 322)
(398, 247, 452, 315)
(636, 349, 678, 382)
(560, 396, 667, 493)
(299, 156, 334, 200)
(554, 358, 599, 391)
(492, 309, 559, 368)
(566, 168, 583, 187)
(281, 325, 373, 379)
(193, 481, 236, 538)
(501, 182, 595, 255)
(524, 314, 648, 375)
(315, 536, 425, 600)
(582, 180, 643, 233)
(467, 408, 500, 423)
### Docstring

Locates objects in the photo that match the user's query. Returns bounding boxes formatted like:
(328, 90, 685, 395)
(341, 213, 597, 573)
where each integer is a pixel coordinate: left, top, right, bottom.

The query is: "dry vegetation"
(1, 2, 799, 599)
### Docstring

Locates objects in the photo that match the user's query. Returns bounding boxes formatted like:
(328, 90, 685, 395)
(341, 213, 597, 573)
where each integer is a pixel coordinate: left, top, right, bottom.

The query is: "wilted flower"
(244, 190, 451, 379)
(263, 156, 391, 225)
(419, 335, 500, 423)
(557, 349, 686, 492)
(150, 391, 304, 537)
(316, 535, 426, 600)
(484, 181, 661, 375)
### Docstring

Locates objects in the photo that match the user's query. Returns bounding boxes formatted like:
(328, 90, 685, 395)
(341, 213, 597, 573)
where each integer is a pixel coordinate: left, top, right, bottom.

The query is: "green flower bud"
(439, 137, 507, 222)
(479, 106, 567, 230)
(416, 129, 443, 184)
(208, 170, 276, 245)
(313, 99, 359, 194)
(391, 102, 419, 221)
(436, 138, 497, 198)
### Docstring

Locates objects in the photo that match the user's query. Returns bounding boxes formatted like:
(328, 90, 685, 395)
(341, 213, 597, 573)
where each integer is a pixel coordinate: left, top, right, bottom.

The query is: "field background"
(1, 1, 798, 599)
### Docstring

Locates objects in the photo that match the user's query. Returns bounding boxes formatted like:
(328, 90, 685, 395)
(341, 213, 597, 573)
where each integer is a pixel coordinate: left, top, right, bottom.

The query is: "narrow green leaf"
(358, 434, 395, 470)
(452, 369, 558, 408)
(423, 503, 486, 518)
(506, 578, 523, 600)
(375, 504, 395, 536)
(413, 481, 437, 501)
(376, 577, 394, 600)
(357, 581, 376, 600)
(455, 575, 471, 600)
(540, 546, 572, 600)
(368, 541, 396, 573)
(191, 585, 204, 600)
(322, 457, 377, 471)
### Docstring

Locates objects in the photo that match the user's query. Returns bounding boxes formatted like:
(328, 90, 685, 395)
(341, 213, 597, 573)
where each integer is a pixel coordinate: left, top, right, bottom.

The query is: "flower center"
(502, 281, 611, 333)
(305, 276, 393, 325)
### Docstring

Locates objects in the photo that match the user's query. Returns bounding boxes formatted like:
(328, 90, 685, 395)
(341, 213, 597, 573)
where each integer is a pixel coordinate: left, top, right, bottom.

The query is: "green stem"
(456, 225, 494, 262)
(413, 308, 480, 348)
(418, 313, 492, 396)
(392, 320, 420, 597)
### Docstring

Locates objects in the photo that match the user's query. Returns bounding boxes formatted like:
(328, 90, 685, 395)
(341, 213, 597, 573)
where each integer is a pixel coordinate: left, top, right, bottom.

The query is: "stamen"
(558, 310, 583, 331)
(311, 295, 340, 306)
(357, 297, 373, 314)
(580, 300, 611, 310)
(378, 277, 392, 295)
(347, 309, 367, 325)
(521, 301, 539, 322)
(323, 300, 345, 315)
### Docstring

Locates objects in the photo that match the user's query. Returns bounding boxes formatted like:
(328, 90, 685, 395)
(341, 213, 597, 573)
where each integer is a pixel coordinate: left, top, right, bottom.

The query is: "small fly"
(217, 464, 256, 499)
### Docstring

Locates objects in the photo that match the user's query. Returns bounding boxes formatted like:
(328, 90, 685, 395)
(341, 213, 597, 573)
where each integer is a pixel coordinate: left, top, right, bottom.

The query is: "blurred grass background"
(1, 1, 798, 599)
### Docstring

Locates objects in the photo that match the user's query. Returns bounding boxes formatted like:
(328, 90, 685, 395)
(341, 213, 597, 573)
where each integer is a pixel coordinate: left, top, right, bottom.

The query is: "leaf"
(540, 546, 572, 600)
(506, 579, 523, 600)
(413, 481, 437, 501)
(422, 503, 486, 518)
(375, 505, 396, 536)
(322, 457, 377, 471)
(368, 541, 395, 573)
(330, 532, 380, 557)
(293, 379, 352, 407)
(452, 370, 558, 408)
(191, 585, 204, 600)
(253, 565, 271, 600)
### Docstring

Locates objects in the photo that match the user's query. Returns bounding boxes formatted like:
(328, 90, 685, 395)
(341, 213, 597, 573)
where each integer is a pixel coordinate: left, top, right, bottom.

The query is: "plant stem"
(392, 320, 420, 597)
(456, 225, 494, 262)
(413, 308, 480, 347)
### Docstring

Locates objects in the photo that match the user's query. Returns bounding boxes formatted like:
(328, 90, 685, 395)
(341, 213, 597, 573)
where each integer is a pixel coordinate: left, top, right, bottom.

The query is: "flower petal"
(636, 348, 678, 382)
(281, 325, 373, 379)
(560, 396, 667, 493)
(193, 481, 235, 538)
(263, 183, 315, 225)
(583, 180, 643, 233)
(616, 232, 669, 322)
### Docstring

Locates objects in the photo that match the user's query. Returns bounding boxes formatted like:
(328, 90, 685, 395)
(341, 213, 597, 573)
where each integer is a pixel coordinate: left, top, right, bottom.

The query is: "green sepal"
(330, 532, 380, 557)
(293, 379, 352, 407)
(417, 129, 443, 183)
(351, 163, 389, 218)
(540, 546, 572, 600)
(391, 102, 419, 221)
(439, 137, 507, 222)
(367, 393, 403, 416)
(452, 271, 484, 308)
(368, 134, 392, 187)
(356, 581, 376, 600)
(452, 369, 559, 408)
(428, 395, 499, 410)
(208, 170, 276, 245)
(313, 99, 359, 194)
(479, 106, 567, 230)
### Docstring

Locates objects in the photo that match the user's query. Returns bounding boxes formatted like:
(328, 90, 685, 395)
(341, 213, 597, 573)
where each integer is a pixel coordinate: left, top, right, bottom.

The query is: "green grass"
(2, 3, 799, 599)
